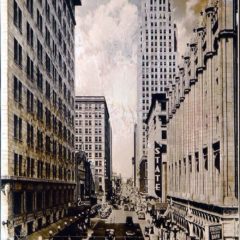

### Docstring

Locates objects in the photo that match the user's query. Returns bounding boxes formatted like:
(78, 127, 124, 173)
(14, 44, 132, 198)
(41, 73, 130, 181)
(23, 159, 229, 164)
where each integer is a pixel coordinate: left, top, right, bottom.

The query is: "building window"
(26, 192, 34, 213)
(37, 100, 43, 120)
(27, 55, 34, 81)
(27, 157, 34, 177)
(45, 54, 51, 75)
(37, 130, 43, 150)
(37, 160, 43, 178)
(26, 0, 33, 16)
(213, 142, 220, 171)
(37, 40, 43, 63)
(14, 38, 22, 67)
(36, 192, 43, 210)
(37, 10, 43, 33)
(203, 147, 208, 170)
(14, 153, 22, 176)
(37, 68, 43, 91)
(162, 130, 167, 140)
(45, 0, 51, 22)
(26, 22, 34, 47)
(14, 115, 22, 141)
(13, 0, 22, 31)
(27, 89, 34, 113)
(27, 122, 34, 147)
(13, 192, 22, 215)
(45, 81, 51, 100)
(13, 76, 22, 103)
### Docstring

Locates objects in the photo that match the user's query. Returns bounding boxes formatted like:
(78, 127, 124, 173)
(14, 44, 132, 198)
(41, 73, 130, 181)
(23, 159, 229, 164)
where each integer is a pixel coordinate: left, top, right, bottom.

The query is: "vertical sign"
(155, 142, 162, 197)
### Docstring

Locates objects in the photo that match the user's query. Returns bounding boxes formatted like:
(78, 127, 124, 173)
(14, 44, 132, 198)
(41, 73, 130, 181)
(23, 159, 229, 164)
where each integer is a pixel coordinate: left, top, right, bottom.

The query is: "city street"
(91, 208, 145, 240)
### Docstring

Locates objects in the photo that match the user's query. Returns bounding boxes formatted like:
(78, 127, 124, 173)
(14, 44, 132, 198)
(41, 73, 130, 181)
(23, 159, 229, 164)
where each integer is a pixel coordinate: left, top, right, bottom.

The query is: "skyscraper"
(136, 0, 177, 188)
(1, 0, 81, 238)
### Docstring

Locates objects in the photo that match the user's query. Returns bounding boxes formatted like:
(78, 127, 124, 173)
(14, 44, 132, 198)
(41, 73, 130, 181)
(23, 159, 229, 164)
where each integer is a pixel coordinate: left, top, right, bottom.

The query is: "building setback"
(75, 96, 112, 201)
(136, 0, 177, 190)
(1, 0, 81, 238)
(166, 0, 238, 239)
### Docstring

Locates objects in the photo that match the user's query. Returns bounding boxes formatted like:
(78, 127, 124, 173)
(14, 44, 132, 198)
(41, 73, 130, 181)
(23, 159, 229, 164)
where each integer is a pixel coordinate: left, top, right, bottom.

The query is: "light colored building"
(1, 0, 81, 238)
(166, 0, 239, 239)
(145, 94, 167, 202)
(75, 96, 112, 201)
(136, 0, 177, 189)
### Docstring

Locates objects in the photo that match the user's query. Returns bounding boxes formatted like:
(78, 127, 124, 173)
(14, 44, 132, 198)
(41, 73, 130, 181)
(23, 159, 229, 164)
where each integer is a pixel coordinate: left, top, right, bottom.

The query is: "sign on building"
(154, 142, 162, 197)
(209, 225, 222, 240)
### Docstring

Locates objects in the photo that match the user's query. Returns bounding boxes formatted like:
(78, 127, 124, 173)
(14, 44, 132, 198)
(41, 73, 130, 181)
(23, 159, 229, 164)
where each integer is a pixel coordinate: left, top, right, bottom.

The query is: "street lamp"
(172, 225, 179, 240)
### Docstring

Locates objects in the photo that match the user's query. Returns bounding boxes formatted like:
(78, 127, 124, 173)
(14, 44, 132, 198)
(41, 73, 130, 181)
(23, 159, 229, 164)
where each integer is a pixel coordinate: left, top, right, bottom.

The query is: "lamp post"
(165, 220, 171, 240)
(172, 225, 179, 240)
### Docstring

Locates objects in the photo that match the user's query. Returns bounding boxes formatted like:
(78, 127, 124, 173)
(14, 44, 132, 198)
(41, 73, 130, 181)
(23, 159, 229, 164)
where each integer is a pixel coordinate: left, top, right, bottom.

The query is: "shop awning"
(28, 216, 78, 240)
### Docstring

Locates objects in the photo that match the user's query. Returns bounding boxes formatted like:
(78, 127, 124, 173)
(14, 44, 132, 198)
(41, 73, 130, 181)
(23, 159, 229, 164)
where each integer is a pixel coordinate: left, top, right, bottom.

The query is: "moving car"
(125, 216, 134, 228)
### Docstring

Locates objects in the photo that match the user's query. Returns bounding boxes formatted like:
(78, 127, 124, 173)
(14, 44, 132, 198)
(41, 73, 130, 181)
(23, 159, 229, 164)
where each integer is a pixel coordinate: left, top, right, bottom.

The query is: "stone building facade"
(75, 96, 112, 201)
(1, 0, 81, 239)
(136, 0, 177, 189)
(166, 0, 238, 239)
(146, 94, 168, 202)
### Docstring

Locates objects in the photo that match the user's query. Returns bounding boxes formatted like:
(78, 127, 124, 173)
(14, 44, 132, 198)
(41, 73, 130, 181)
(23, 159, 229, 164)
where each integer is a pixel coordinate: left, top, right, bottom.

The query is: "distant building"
(75, 96, 112, 201)
(1, 0, 81, 239)
(139, 157, 148, 193)
(136, 0, 177, 189)
(75, 150, 96, 204)
(132, 124, 137, 187)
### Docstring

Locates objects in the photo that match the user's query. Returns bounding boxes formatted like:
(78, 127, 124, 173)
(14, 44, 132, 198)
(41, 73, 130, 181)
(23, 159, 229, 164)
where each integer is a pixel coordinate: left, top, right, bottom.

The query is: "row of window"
(75, 104, 104, 110)
(14, 36, 74, 110)
(142, 55, 176, 60)
(13, 189, 74, 215)
(13, 76, 74, 131)
(14, 153, 75, 181)
(14, 0, 75, 77)
(75, 128, 103, 135)
(75, 136, 103, 143)
(75, 113, 103, 119)
(75, 120, 103, 126)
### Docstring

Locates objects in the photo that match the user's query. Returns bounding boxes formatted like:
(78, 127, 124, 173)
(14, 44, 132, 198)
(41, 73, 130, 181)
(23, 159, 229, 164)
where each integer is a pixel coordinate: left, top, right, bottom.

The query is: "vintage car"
(138, 211, 146, 220)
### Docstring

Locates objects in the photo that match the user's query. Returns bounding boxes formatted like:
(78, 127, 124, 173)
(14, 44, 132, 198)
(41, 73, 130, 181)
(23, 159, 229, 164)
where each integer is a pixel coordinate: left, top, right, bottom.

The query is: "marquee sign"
(154, 142, 162, 197)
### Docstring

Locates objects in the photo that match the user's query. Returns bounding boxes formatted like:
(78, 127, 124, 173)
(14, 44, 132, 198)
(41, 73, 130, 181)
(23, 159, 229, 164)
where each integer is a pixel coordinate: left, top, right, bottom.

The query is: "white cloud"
(176, 0, 203, 58)
(75, 0, 138, 178)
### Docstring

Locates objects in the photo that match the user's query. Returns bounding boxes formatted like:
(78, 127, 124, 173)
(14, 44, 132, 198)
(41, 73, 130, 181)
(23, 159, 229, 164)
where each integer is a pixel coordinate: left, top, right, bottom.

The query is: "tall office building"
(1, 0, 81, 238)
(75, 96, 112, 201)
(136, 0, 177, 188)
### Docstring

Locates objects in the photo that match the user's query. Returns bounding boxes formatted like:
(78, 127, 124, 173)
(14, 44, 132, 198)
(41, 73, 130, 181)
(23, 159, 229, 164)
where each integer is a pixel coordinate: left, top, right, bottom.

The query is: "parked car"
(100, 206, 112, 219)
(124, 204, 129, 211)
(125, 216, 134, 228)
(90, 204, 101, 217)
(112, 204, 119, 210)
(125, 230, 136, 240)
(138, 211, 146, 220)
(129, 204, 135, 211)
(105, 229, 115, 240)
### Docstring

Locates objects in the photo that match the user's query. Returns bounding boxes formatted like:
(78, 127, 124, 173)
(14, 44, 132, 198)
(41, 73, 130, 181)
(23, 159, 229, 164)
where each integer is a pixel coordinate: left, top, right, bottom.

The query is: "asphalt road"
(91, 208, 146, 240)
